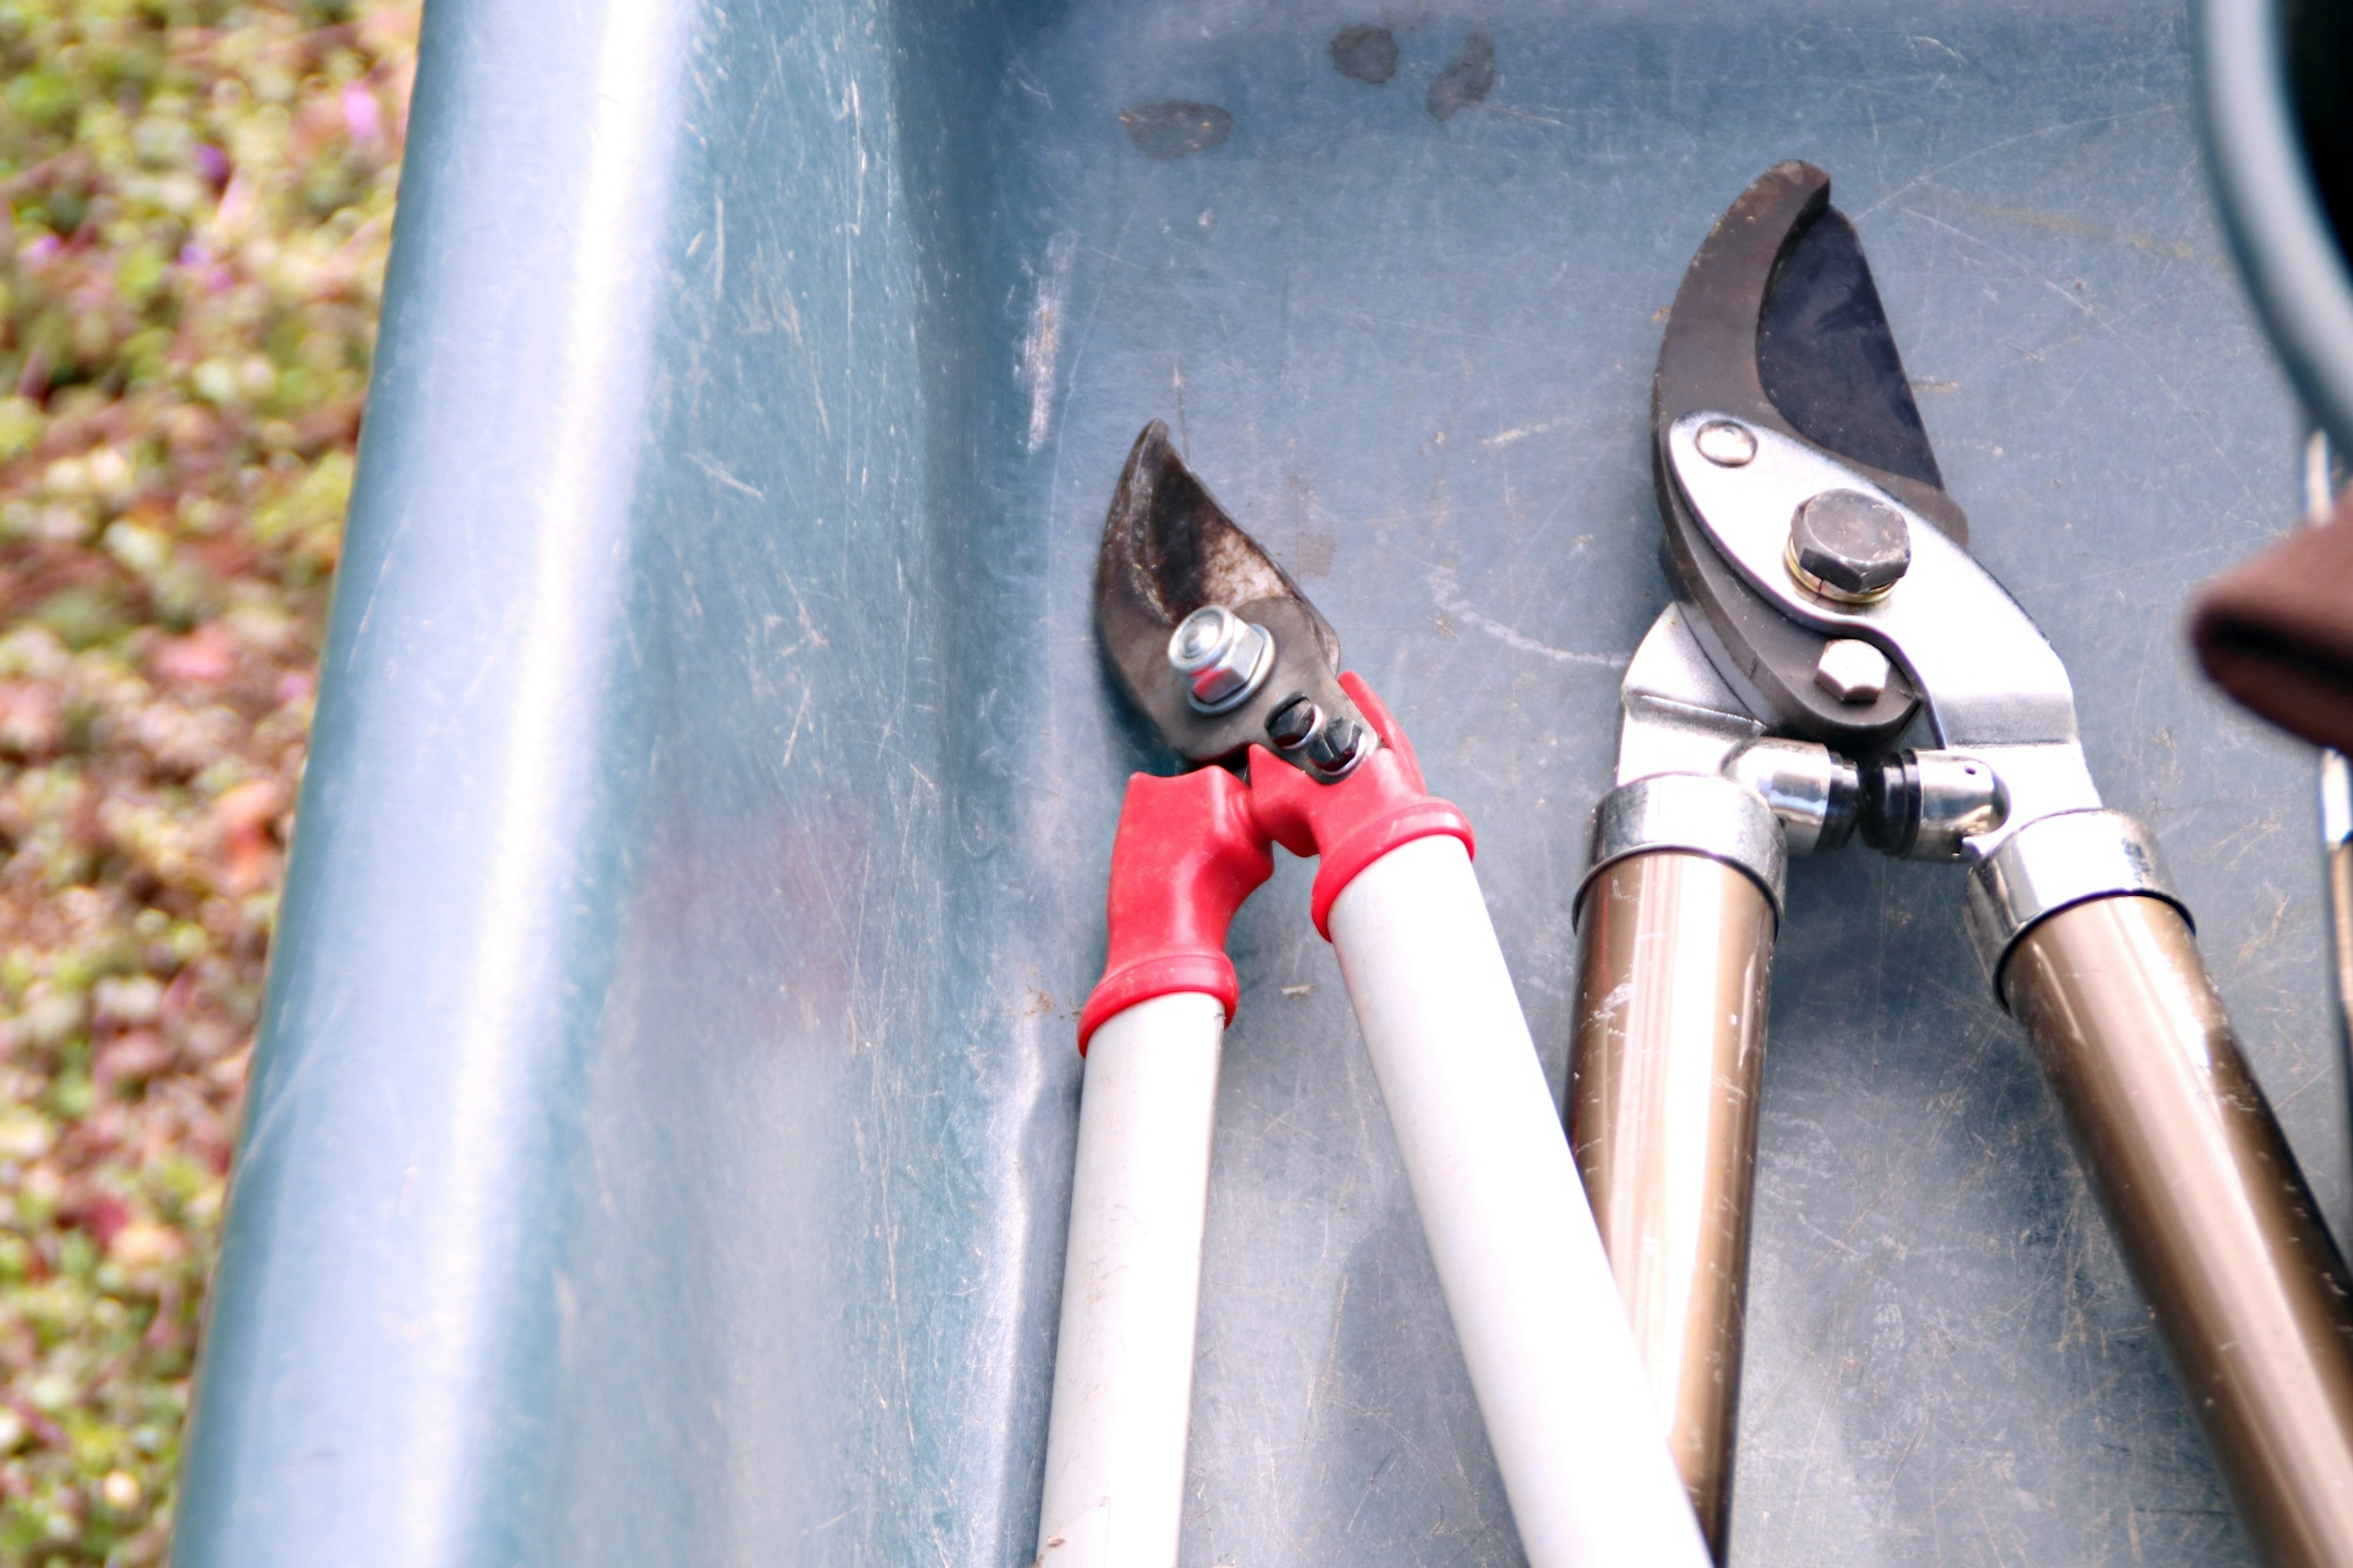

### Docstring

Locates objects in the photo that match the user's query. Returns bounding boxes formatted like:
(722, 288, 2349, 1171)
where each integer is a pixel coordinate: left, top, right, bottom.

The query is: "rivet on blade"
(1695, 419, 1758, 467)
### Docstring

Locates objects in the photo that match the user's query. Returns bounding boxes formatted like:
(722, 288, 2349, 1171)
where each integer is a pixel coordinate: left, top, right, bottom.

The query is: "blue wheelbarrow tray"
(172, 2, 2342, 1564)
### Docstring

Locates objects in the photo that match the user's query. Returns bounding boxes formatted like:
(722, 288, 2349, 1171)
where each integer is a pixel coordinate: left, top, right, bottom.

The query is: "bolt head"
(1266, 694, 1320, 750)
(1170, 605, 1237, 670)
(1303, 715, 1368, 778)
(1789, 489, 1911, 599)
(1814, 637, 1892, 704)
(1695, 419, 1758, 467)
(1168, 605, 1275, 714)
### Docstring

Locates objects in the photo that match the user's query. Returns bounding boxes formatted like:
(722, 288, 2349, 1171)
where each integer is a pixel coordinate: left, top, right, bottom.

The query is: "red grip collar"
(1077, 673, 1475, 1053)
(1246, 673, 1475, 939)
(1077, 767, 1273, 1053)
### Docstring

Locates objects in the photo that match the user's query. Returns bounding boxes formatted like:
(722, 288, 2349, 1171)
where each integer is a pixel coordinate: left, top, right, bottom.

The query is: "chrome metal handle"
(2004, 894, 2353, 1568)
(1569, 847, 1776, 1555)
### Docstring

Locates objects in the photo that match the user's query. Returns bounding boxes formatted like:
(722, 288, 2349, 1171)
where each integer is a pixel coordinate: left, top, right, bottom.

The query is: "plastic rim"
(2196, 0, 2353, 452)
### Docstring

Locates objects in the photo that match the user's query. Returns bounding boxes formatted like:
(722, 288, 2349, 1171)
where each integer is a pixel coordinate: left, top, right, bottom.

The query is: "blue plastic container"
(175, 2, 2340, 1563)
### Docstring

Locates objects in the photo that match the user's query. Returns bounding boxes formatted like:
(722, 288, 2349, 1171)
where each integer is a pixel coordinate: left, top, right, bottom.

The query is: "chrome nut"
(1167, 605, 1275, 714)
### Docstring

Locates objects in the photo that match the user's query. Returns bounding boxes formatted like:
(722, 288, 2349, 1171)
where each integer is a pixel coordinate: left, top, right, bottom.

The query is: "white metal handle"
(1328, 834, 1713, 1568)
(1036, 990, 1226, 1568)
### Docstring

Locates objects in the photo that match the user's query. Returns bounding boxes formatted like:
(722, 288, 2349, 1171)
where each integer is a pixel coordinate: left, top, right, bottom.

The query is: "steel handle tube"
(2003, 895, 2353, 1568)
(2329, 833, 2353, 1062)
(1036, 991, 1227, 1568)
(1328, 834, 1715, 1568)
(1569, 849, 1776, 1555)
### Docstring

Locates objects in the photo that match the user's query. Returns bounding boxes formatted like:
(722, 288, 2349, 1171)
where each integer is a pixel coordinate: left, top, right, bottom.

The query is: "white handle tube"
(1327, 835, 1713, 1568)
(1036, 990, 1226, 1568)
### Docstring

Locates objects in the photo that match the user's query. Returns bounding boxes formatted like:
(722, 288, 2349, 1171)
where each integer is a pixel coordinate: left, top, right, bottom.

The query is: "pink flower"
(342, 81, 382, 146)
(179, 243, 234, 295)
(192, 142, 231, 191)
(153, 624, 240, 687)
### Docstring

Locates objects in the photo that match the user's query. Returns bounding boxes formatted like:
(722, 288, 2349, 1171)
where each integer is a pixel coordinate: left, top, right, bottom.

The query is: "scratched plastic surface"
(175, 2, 2338, 1565)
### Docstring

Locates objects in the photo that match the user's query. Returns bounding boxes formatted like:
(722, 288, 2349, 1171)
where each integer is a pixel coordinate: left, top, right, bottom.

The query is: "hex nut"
(1265, 694, 1320, 750)
(1167, 605, 1275, 714)
(1814, 637, 1892, 704)
(1304, 715, 1369, 778)
(1170, 606, 1229, 665)
(1788, 489, 1911, 600)
(1694, 419, 1758, 467)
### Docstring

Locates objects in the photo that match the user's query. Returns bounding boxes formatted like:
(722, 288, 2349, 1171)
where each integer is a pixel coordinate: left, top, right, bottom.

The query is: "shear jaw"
(1661, 412, 2101, 863)
(1603, 414, 2184, 983)
(1581, 606, 1825, 924)
(1097, 422, 1373, 779)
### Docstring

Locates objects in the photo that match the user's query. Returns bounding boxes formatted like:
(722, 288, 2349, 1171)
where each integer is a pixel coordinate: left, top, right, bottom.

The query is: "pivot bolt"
(1265, 693, 1320, 750)
(1168, 605, 1276, 714)
(1303, 715, 1370, 780)
(1695, 419, 1757, 467)
(1814, 638, 1892, 704)
(1787, 489, 1911, 602)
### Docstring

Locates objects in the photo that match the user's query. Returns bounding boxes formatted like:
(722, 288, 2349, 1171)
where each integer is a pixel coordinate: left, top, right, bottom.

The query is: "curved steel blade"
(1758, 201, 1947, 501)
(1655, 161, 1966, 542)
(1651, 162, 1963, 754)
(1095, 422, 1363, 767)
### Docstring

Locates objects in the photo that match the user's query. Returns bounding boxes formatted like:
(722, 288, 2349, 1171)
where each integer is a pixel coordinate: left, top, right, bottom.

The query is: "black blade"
(1757, 206, 1945, 494)
(1653, 161, 1965, 544)
(1095, 422, 1361, 767)
(1650, 162, 1960, 756)
(1098, 421, 1298, 632)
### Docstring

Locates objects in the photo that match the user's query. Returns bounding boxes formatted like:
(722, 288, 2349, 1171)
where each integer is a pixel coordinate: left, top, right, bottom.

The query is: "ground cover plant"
(0, 1, 414, 1558)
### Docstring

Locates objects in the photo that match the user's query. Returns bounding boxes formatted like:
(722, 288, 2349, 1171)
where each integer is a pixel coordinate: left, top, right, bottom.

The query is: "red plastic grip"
(1076, 673, 1476, 1052)
(1247, 673, 1476, 937)
(1077, 767, 1275, 1053)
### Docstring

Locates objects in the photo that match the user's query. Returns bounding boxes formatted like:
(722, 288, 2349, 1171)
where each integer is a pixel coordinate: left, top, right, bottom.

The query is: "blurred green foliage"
(0, 1, 416, 1560)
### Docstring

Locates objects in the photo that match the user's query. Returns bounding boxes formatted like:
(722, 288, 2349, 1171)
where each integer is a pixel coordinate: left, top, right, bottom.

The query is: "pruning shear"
(1034, 425, 1713, 1567)
(1571, 162, 2353, 1566)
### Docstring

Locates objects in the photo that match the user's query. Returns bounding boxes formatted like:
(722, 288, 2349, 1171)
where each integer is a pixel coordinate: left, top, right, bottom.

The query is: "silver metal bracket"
(1664, 412, 2104, 862)
(1602, 576, 2183, 1007)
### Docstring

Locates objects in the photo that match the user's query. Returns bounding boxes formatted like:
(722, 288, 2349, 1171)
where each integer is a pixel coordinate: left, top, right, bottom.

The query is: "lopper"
(1033, 425, 1712, 1568)
(1569, 161, 2353, 1567)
